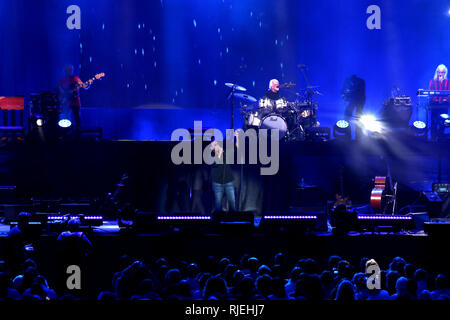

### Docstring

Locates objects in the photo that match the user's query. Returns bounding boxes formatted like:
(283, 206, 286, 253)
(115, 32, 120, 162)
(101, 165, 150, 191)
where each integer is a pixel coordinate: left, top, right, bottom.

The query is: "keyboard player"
(428, 64, 450, 140)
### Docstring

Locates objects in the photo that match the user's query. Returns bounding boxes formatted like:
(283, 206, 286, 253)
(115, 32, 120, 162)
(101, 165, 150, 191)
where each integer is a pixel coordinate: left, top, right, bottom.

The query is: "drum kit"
(226, 82, 320, 141)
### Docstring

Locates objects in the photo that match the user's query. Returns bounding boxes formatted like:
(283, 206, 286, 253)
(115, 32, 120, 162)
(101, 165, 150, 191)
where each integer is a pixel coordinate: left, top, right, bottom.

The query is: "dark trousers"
(72, 106, 81, 133)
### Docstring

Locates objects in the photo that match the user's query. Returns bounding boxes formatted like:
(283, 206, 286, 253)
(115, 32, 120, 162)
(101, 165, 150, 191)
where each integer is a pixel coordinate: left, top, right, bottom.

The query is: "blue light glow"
(264, 215, 317, 219)
(336, 120, 350, 129)
(58, 119, 72, 128)
(157, 216, 211, 220)
(413, 121, 426, 129)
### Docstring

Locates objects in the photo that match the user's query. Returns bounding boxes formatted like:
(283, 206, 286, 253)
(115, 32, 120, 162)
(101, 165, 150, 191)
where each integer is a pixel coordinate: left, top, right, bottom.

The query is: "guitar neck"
(78, 76, 95, 89)
(78, 73, 104, 89)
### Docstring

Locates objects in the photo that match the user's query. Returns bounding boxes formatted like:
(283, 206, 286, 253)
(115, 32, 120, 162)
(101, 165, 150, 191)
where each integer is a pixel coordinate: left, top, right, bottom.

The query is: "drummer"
(264, 79, 283, 100)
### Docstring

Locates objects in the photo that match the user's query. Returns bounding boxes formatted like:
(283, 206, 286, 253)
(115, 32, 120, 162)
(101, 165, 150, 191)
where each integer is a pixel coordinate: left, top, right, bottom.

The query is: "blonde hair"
(268, 79, 279, 90)
(434, 64, 448, 80)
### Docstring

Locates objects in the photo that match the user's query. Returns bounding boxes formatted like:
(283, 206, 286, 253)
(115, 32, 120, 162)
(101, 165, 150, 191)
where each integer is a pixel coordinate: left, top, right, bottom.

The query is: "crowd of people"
(1, 214, 448, 301)
(1, 250, 449, 301)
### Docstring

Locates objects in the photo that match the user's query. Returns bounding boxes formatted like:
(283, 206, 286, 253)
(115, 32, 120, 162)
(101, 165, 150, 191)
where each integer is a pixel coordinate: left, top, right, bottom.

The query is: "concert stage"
(0, 136, 449, 212)
(0, 129, 449, 302)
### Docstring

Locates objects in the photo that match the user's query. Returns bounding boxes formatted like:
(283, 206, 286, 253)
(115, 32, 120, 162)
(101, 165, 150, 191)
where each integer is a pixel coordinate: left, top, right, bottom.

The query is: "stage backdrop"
(1, 0, 450, 139)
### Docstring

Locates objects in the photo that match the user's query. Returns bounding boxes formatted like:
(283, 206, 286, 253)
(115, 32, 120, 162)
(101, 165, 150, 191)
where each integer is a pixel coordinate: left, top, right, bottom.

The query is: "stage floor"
(0, 218, 429, 237)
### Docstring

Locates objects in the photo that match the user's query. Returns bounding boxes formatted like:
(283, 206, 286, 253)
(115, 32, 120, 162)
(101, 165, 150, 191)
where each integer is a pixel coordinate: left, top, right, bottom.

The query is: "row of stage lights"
(136, 213, 416, 229)
(154, 214, 410, 221)
(12, 213, 417, 233)
(34, 115, 72, 129)
(333, 113, 450, 139)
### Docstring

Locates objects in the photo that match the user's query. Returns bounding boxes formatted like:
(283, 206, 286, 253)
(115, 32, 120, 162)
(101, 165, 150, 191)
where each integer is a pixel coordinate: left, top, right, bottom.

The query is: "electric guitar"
(59, 72, 105, 106)
(76, 72, 105, 90)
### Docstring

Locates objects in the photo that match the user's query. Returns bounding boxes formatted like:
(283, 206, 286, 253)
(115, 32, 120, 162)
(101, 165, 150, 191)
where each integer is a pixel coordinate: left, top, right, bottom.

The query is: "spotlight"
(413, 121, 426, 129)
(58, 119, 72, 128)
(439, 114, 450, 131)
(410, 121, 428, 139)
(333, 120, 351, 140)
(336, 120, 349, 129)
(36, 118, 44, 127)
(359, 114, 382, 134)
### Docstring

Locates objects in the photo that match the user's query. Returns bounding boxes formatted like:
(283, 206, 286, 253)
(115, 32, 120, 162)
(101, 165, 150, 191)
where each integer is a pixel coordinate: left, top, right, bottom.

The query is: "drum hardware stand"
(299, 64, 322, 105)
(225, 66, 247, 211)
(226, 66, 246, 129)
(228, 85, 238, 130)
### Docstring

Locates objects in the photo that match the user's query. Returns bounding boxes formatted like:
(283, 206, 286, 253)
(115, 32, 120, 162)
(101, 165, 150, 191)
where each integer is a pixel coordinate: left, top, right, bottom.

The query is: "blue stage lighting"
(157, 216, 211, 220)
(36, 118, 44, 127)
(413, 121, 426, 129)
(333, 119, 351, 140)
(359, 114, 382, 133)
(336, 120, 349, 129)
(58, 119, 72, 128)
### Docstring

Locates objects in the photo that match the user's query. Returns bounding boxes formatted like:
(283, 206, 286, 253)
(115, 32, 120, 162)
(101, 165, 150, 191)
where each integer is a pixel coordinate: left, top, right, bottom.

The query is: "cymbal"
(279, 82, 296, 89)
(225, 83, 247, 91)
(133, 104, 183, 109)
(234, 93, 257, 103)
(298, 85, 320, 91)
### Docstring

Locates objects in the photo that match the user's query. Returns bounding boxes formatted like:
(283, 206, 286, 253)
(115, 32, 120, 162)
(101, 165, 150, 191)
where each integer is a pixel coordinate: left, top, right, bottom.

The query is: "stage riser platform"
(0, 139, 449, 214)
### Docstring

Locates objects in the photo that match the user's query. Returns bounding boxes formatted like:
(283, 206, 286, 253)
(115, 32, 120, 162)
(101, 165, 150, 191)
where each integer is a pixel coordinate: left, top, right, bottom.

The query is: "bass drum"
(260, 114, 288, 139)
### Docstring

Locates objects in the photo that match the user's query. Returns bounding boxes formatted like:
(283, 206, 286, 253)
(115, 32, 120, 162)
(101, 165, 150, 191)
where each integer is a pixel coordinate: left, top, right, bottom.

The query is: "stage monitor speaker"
(133, 212, 158, 232)
(408, 212, 429, 231)
(432, 183, 450, 218)
(419, 191, 443, 218)
(381, 96, 412, 128)
(424, 220, 450, 238)
(213, 211, 254, 233)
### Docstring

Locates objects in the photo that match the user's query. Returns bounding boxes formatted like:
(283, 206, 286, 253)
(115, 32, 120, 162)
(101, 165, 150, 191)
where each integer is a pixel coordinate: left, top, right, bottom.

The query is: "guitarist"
(57, 65, 92, 132)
